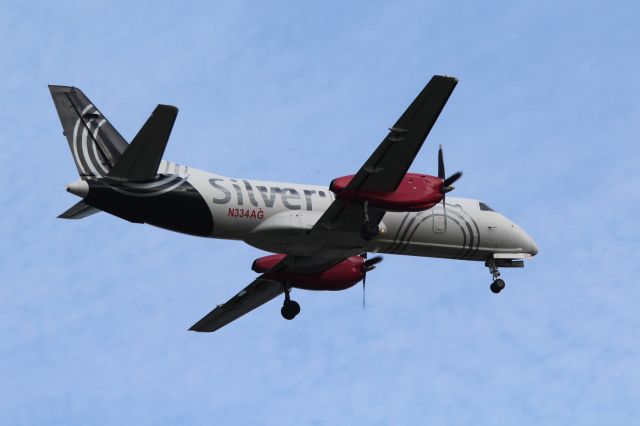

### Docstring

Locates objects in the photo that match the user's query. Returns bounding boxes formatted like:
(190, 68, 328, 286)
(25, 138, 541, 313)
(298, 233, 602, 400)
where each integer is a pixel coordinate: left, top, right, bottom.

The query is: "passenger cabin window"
(479, 202, 495, 212)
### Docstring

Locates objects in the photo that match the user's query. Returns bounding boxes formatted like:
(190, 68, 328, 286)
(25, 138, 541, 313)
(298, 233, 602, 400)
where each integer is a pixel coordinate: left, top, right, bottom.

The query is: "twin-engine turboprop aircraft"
(50, 76, 538, 333)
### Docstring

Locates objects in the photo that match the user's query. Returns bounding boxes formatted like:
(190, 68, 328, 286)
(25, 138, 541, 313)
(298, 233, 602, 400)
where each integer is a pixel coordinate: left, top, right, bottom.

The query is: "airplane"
(50, 75, 538, 333)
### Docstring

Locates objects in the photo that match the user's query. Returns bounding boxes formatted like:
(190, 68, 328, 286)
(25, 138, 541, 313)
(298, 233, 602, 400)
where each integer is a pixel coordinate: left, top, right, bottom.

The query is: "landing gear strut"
(281, 285, 301, 320)
(487, 260, 506, 294)
(360, 201, 379, 240)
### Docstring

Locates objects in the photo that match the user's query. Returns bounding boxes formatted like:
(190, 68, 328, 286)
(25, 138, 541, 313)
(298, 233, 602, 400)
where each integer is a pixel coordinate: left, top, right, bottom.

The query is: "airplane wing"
(191, 76, 458, 332)
(301, 75, 458, 255)
(344, 75, 457, 192)
(189, 277, 284, 332)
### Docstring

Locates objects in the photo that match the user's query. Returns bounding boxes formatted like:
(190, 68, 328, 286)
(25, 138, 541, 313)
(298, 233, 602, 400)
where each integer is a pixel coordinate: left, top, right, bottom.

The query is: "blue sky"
(1, 0, 639, 424)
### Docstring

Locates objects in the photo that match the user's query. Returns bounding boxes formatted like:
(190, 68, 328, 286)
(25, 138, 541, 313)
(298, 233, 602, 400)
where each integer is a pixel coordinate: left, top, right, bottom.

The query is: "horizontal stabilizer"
(108, 105, 178, 181)
(58, 201, 100, 219)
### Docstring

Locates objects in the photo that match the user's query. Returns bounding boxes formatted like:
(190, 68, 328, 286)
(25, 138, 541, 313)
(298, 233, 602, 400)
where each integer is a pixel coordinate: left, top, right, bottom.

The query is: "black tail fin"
(49, 85, 129, 179)
(108, 105, 178, 181)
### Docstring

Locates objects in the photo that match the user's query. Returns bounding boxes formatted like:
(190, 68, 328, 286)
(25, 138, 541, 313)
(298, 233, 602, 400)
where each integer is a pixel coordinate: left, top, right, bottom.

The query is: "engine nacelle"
(330, 172, 443, 212)
(251, 254, 287, 273)
(251, 254, 365, 291)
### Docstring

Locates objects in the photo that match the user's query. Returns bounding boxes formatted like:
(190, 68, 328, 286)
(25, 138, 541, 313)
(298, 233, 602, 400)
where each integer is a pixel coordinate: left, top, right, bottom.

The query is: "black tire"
(360, 222, 379, 240)
(281, 305, 296, 320)
(281, 300, 300, 320)
(288, 300, 301, 316)
(490, 279, 505, 294)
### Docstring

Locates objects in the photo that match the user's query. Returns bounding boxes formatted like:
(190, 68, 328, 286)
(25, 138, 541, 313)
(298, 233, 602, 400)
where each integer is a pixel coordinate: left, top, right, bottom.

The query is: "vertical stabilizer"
(49, 85, 129, 179)
(107, 105, 178, 181)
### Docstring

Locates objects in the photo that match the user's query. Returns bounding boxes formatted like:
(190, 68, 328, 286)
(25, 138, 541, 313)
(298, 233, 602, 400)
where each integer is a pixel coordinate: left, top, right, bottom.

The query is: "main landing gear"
(360, 201, 379, 240)
(487, 260, 506, 294)
(281, 285, 301, 320)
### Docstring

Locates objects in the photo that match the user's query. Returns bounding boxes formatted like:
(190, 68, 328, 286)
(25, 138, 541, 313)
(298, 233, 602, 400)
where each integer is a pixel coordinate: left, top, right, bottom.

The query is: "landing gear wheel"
(288, 300, 301, 316)
(281, 300, 301, 320)
(360, 221, 379, 240)
(490, 278, 505, 294)
(486, 260, 505, 294)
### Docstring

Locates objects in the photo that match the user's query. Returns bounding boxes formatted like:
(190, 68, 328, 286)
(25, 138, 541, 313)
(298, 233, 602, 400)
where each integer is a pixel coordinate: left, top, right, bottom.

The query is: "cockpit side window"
(479, 202, 495, 212)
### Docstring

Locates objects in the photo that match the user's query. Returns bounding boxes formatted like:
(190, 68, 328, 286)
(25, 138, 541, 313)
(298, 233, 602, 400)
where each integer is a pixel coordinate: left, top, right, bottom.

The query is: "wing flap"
(311, 199, 385, 234)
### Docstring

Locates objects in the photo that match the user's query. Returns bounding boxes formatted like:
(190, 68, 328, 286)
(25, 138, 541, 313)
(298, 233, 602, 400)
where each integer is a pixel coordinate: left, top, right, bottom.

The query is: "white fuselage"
(170, 162, 537, 262)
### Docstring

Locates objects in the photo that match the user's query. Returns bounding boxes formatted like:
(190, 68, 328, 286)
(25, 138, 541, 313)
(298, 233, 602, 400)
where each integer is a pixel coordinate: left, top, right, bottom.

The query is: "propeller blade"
(362, 274, 366, 309)
(364, 255, 383, 268)
(443, 193, 447, 227)
(360, 253, 382, 310)
(443, 171, 463, 188)
(361, 252, 367, 309)
(436, 146, 462, 230)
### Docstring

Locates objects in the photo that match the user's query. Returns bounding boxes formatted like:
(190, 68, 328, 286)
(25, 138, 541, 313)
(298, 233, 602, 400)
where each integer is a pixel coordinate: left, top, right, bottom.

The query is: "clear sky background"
(1, 0, 639, 424)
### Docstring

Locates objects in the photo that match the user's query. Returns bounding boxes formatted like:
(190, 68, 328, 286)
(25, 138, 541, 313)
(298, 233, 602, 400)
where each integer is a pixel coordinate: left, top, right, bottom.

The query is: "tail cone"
(65, 179, 89, 198)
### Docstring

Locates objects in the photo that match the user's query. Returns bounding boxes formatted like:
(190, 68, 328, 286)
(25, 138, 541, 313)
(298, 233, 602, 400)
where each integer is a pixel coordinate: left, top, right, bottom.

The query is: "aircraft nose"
(517, 227, 538, 257)
(507, 218, 538, 257)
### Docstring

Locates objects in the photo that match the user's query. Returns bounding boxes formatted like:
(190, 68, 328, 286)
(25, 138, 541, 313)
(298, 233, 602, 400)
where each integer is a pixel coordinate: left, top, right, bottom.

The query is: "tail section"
(58, 200, 100, 219)
(108, 104, 178, 181)
(49, 85, 129, 179)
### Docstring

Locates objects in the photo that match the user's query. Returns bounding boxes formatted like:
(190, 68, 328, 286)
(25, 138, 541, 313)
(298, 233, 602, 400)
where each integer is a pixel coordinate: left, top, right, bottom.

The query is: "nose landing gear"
(490, 278, 505, 294)
(487, 260, 506, 294)
(281, 285, 301, 320)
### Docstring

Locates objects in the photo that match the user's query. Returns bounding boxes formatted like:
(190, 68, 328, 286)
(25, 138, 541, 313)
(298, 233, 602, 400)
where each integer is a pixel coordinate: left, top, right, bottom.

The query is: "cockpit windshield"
(479, 202, 495, 212)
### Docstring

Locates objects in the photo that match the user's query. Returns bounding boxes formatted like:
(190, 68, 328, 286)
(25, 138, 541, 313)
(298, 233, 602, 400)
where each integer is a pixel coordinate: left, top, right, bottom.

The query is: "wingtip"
(157, 104, 179, 113)
(48, 84, 75, 93)
(188, 322, 211, 332)
(188, 327, 212, 333)
(433, 75, 458, 83)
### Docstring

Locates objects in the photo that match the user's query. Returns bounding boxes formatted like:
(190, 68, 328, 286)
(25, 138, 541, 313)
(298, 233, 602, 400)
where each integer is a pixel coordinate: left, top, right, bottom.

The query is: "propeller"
(437, 145, 463, 225)
(360, 253, 383, 309)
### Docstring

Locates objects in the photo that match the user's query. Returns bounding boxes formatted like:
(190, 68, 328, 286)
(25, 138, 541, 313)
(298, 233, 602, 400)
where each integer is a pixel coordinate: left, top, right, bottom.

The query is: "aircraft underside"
(51, 75, 538, 333)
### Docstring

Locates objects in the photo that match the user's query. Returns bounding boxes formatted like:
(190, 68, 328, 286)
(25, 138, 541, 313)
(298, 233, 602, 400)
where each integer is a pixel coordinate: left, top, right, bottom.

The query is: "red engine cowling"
(251, 254, 287, 273)
(251, 254, 365, 291)
(329, 172, 443, 211)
